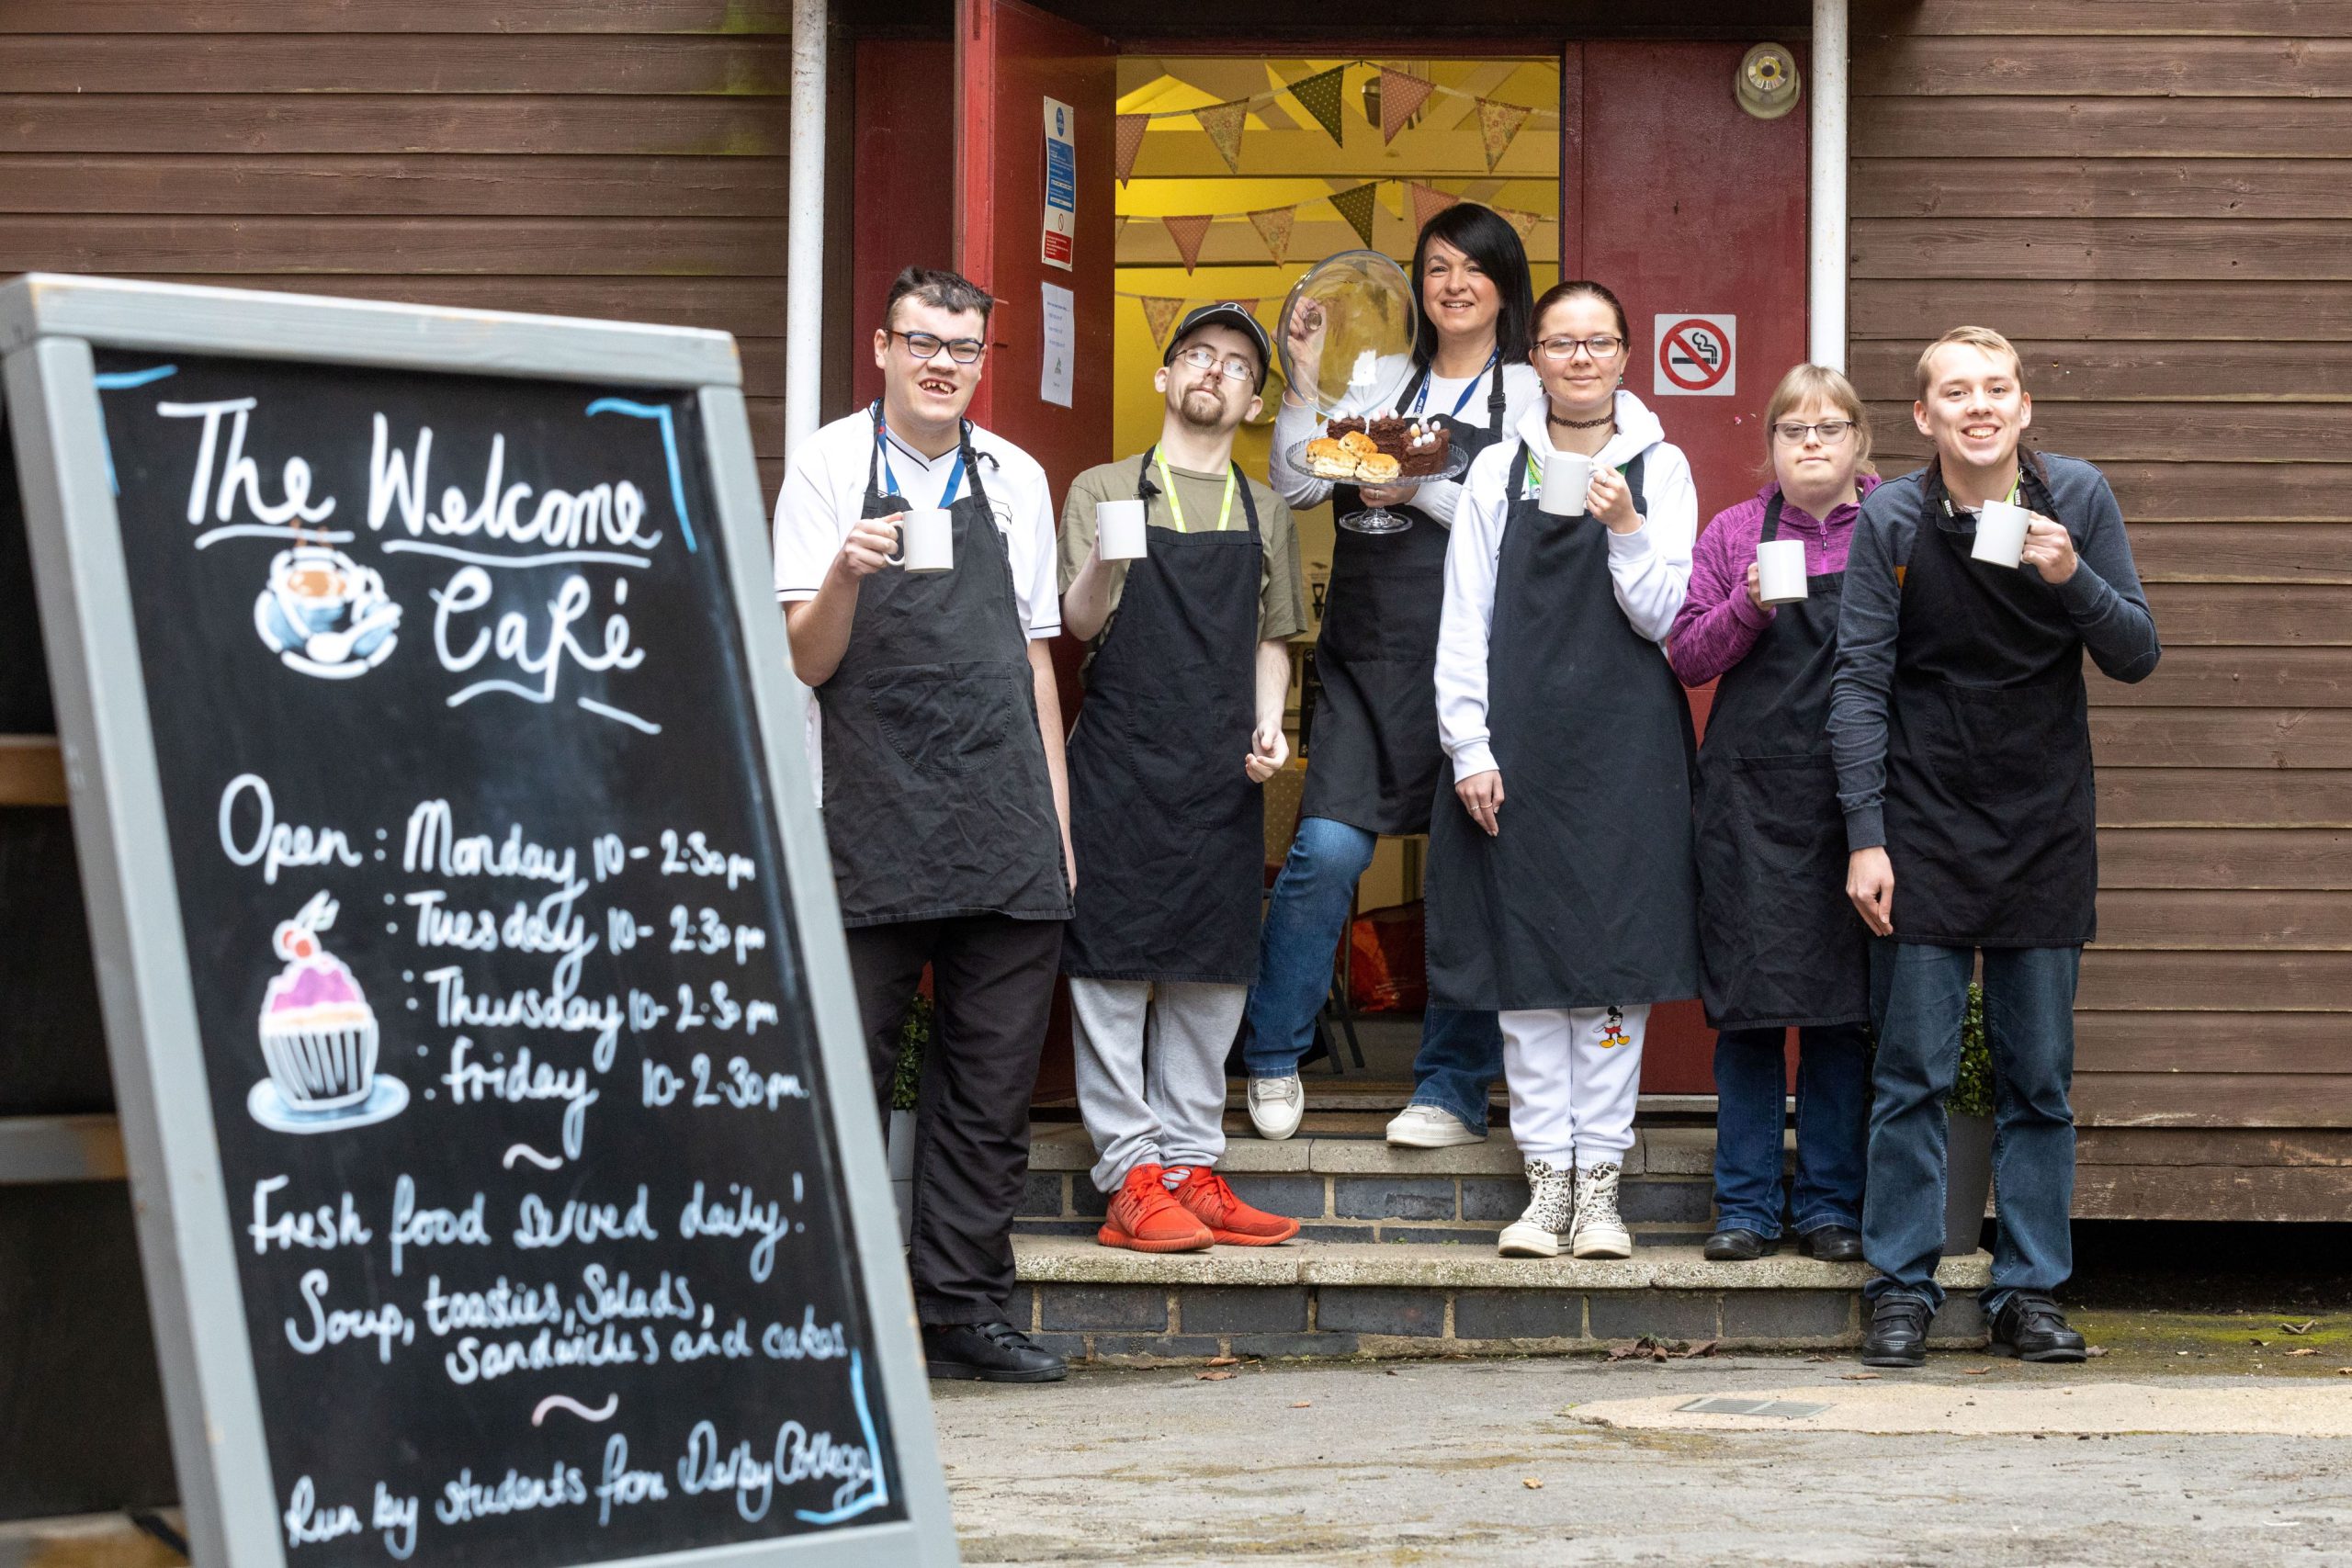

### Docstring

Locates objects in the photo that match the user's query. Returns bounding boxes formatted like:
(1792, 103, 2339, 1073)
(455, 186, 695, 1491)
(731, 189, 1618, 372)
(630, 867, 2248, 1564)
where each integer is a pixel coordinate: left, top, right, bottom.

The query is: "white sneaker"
(1498, 1159, 1576, 1257)
(1569, 1161, 1634, 1258)
(1247, 1075, 1305, 1141)
(1385, 1103, 1485, 1148)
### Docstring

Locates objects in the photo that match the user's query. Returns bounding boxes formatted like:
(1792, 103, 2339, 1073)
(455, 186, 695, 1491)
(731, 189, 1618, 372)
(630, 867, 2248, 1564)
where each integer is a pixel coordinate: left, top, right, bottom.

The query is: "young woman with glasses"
(1424, 279, 1702, 1260)
(1667, 365, 1879, 1268)
(1246, 203, 1540, 1149)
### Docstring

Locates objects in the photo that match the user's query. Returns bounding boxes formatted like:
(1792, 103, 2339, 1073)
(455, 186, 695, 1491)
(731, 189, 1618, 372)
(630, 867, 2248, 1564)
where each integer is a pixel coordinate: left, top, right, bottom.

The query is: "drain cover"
(1676, 1397, 1832, 1419)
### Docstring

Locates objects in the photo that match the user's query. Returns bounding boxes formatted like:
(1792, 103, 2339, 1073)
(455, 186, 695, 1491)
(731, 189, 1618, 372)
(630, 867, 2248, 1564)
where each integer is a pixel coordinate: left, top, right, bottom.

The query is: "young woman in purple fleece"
(1668, 365, 1880, 1266)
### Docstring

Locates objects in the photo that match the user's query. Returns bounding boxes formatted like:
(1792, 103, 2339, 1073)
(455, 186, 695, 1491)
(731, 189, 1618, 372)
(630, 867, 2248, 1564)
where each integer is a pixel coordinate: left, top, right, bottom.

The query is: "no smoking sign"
(1653, 313, 1736, 397)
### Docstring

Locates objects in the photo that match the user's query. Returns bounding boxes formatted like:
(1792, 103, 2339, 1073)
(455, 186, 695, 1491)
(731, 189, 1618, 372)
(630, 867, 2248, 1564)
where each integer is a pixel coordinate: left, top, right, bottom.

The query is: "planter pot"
(888, 1108, 916, 1246)
(1943, 1111, 1995, 1256)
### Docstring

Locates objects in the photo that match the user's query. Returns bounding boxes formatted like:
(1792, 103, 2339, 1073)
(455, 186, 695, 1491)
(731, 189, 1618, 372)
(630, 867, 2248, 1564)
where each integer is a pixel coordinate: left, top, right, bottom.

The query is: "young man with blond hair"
(1829, 326, 2160, 1367)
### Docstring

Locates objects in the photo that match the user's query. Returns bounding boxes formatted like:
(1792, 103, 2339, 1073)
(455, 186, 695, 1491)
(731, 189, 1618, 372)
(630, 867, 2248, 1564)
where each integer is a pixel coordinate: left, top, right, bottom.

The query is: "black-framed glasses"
(889, 330, 987, 366)
(1773, 419, 1856, 445)
(1173, 344, 1257, 383)
(1535, 333, 1624, 361)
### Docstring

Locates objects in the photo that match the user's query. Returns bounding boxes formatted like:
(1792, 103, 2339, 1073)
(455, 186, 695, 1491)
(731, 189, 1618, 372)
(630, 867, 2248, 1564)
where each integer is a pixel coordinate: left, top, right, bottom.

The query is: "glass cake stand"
(1283, 437, 1472, 536)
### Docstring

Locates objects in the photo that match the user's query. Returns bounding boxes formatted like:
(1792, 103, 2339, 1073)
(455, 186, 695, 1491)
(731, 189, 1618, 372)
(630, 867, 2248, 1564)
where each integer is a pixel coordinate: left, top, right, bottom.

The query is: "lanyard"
(874, 406, 966, 509)
(1154, 451, 1237, 533)
(1409, 349, 1498, 419)
(1525, 449, 1622, 490)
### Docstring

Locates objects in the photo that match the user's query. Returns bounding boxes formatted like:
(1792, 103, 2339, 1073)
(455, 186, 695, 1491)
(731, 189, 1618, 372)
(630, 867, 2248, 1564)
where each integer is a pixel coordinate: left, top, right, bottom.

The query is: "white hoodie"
(1436, 388, 1698, 780)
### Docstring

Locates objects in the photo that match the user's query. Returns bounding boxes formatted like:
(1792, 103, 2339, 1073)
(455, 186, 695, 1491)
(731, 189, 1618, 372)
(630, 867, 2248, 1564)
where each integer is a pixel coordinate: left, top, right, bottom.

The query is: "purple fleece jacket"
(1667, 474, 1882, 687)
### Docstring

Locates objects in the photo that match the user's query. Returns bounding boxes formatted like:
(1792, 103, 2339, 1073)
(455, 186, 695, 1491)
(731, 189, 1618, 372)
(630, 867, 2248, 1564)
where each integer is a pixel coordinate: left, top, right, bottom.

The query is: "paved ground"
(934, 1339, 2352, 1566)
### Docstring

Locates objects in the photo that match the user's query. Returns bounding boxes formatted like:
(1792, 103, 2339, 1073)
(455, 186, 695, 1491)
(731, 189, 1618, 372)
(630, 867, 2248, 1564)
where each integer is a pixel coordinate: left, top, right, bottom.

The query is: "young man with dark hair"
(773, 265, 1074, 1382)
(1830, 326, 2160, 1368)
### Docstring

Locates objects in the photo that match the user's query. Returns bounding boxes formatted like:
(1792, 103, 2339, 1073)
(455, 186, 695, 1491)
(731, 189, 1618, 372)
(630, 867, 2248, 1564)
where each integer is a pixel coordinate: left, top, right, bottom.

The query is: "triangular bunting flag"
(1284, 64, 1350, 147)
(1378, 68, 1437, 143)
(1410, 182, 1459, 233)
(1114, 113, 1149, 185)
(1476, 97, 1532, 172)
(1495, 206, 1543, 243)
(1162, 214, 1215, 273)
(1246, 204, 1296, 264)
(1328, 182, 1382, 250)
(1196, 99, 1248, 175)
(1139, 296, 1187, 348)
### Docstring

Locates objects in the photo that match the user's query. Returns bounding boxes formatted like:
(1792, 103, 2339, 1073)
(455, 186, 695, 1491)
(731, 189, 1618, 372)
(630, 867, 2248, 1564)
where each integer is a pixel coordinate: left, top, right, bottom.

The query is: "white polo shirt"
(772, 408, 1062, 640)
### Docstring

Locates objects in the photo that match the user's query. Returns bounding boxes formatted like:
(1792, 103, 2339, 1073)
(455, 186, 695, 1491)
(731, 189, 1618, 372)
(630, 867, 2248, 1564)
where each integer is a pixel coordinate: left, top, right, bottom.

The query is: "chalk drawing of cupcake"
(247, 892, 407, 1134)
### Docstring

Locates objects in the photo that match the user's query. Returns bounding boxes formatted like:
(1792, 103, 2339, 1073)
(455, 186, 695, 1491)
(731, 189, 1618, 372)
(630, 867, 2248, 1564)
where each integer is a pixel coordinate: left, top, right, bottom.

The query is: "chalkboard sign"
(0, 276, 956, 1568)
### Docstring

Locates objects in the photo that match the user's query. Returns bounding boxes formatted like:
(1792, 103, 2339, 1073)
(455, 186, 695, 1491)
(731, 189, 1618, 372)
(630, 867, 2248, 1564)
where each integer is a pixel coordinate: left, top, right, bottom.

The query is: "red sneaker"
(1098, 1164, 1213, 1253)
(1172, 1167, 1300, 1247)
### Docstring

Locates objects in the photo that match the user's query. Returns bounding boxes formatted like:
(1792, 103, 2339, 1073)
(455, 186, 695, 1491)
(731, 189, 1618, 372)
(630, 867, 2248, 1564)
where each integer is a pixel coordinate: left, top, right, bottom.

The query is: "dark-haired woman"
(1245, 203, 1542, 1147)
(1426, 280, 1700, 1258)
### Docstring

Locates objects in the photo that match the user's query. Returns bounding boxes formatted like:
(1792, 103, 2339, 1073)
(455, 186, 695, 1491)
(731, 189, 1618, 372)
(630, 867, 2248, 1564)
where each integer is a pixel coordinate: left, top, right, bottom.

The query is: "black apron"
(1692, 493, 1871, 1030)
(1062, 453, 1265, 983)
(1297, 362, 1510, 835)
(1424, 446, 1701, 1011)
(1884, 467, 2098, 947)
(816, 407, 1072, 928)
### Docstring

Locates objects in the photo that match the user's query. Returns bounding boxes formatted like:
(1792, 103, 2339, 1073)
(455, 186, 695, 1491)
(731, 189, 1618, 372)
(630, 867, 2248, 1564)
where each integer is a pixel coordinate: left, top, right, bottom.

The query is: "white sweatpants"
(1501, 1004, 1648, 1169)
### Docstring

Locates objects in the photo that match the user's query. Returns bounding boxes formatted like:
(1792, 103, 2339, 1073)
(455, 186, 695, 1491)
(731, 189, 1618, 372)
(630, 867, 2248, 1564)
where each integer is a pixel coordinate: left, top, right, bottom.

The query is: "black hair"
(1409, 203, 1535, 369)
(882, 265, 995, 330)
(1531, 279, 1629, 347)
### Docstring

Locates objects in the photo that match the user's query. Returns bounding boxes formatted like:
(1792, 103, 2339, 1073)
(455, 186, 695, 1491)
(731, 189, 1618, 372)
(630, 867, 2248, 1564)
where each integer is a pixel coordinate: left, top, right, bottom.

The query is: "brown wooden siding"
(1855, 2, 2352, 1220)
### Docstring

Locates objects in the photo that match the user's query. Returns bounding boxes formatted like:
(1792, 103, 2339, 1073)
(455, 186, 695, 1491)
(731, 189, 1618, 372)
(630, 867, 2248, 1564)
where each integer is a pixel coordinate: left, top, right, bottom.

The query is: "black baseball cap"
(1165, 302, 1272, 392)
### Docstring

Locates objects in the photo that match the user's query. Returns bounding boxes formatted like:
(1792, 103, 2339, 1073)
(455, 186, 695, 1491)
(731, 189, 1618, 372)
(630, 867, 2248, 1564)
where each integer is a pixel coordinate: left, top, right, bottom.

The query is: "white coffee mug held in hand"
(1755, 538, 1810, 605)
(1971, 499, 2033, 570)
(1539, 451, 1594, 517)
(891, 507, 956, 574)
(1094, 498, 1148, 562)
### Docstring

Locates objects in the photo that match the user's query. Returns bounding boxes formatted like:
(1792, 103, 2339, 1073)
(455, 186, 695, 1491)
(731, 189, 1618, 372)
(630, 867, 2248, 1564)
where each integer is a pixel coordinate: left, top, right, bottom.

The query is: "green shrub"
(889, 992, 932, 1113)
(1951, 981, 1995, 1119)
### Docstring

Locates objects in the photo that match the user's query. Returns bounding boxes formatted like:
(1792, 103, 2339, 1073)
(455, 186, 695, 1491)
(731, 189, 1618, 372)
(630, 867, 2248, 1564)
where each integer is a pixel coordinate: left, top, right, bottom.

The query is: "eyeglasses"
(1772, 419, 1857, 446)
(889, 330, 987, 366)
(1535, 333, 1624, 361)
(1174, 344, 1258, 383)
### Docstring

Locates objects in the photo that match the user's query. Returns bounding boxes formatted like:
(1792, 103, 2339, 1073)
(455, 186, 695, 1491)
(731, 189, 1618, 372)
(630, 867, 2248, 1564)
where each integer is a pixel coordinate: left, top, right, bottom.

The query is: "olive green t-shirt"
(1057, 454, 1307, 655)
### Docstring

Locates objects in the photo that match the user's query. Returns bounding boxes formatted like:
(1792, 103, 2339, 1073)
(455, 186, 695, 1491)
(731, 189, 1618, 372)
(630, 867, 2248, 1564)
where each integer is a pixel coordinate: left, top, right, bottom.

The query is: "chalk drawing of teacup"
(254, 546, 401, 679)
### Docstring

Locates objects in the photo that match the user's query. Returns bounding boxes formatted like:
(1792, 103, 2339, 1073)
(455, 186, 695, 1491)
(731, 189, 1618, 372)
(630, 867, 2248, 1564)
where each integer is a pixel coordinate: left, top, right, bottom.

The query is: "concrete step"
(1008, 1236, 1992, 1363)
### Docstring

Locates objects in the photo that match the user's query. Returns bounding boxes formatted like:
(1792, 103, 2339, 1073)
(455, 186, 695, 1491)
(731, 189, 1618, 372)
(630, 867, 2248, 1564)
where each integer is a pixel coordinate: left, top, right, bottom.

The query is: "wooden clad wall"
(0, 0, 808, 489)
(1851, 1, 2352, 1220)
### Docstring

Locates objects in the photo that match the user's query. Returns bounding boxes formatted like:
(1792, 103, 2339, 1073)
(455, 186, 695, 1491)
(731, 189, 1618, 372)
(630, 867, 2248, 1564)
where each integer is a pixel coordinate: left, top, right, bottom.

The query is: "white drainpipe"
(786, 0, 829, 452)
(1810, 0, 1849, 372)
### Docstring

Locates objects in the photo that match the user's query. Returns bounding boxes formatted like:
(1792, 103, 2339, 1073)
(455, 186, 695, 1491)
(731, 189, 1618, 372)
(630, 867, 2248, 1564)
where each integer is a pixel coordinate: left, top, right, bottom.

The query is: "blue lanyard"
(875, 408, 966, 509)
(1408, 350, 1498, 419)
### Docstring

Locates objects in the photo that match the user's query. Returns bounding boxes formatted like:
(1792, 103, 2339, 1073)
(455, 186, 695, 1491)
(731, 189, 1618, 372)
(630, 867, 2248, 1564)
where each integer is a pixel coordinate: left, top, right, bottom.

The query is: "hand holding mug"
(1589, 466, 1640, 534)
(834, 516, 901, 581)
(2019, 515, 2078, 585)
(1744, 561, 1766, 613)
(1846, 846, 1894, 937)
(1456, 769, 1505, 836)
(1245, 720, 1289, 784)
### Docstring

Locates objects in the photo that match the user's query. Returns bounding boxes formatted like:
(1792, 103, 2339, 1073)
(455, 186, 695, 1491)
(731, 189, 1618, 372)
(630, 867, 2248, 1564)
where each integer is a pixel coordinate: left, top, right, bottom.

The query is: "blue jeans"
(1711, 1023, 1869, 1240)
(1860, 941, 2080, 1315)
(1243, 815, 1503, 1133)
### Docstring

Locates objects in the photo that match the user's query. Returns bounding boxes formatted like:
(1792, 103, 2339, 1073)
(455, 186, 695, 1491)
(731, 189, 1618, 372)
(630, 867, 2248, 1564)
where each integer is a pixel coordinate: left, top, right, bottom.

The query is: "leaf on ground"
(1204, 1355, 1240, 1367)
(1290, 1400, 1313, 1407)
(1804, 1353, 1834, 1363)
(2086, 1347, 2109, 1359)
(1840, 1372, 1881, 1382)
(2336, 1367, 2352, 1375)
(1670, 1339, 1719, 1360)
(1522, 1478, 1544, 1490)
(1962, 1367, 1992, 1376)
(1195, 1369, 1235, 1382)
(2286, 1348, 2319, 1358)
(2249, 1338, 2270, 1348)
(2281, 1320, 2317, 1335)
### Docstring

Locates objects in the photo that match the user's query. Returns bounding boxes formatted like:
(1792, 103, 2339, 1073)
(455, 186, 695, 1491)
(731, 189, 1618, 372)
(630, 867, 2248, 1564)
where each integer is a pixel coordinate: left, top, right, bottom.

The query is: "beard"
(1176, 387, 1229, 431)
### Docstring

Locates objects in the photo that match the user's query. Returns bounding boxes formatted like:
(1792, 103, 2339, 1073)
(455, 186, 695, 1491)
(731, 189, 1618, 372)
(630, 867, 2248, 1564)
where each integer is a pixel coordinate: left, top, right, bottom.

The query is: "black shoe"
(922, 1321, 1069, 1383)
(1860, 1293, 1931, 1368)
(1989, 1292, 2088, 1363)
(1702, 1227, 1779, 1261)
(1799, 1224, 1863, 1263)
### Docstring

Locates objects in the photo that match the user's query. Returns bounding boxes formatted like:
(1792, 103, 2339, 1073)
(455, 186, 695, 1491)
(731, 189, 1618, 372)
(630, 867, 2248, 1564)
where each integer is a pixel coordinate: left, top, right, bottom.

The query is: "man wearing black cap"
(1057, 304, 1308, 1252)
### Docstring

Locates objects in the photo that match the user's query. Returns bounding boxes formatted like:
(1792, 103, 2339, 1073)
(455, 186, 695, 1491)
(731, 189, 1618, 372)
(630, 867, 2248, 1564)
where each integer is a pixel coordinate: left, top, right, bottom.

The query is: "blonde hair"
(1762, 363, 1875, 478)
(1915, 325, 2024, 399)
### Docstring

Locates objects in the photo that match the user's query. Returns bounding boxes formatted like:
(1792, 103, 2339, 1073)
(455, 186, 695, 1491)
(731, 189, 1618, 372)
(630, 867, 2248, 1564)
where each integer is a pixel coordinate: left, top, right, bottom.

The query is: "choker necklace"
(1548, 410, 1614, 430)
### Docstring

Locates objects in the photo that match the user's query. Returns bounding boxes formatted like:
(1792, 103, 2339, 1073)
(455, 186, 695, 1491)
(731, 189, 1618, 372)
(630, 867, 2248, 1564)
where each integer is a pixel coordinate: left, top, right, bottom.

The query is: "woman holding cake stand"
(1243, 204, 1540, 1148)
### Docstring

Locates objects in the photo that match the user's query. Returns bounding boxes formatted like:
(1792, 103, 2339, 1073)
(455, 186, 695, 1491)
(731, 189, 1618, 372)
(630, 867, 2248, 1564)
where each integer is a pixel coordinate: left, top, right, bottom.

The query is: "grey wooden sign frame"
(0, 274, 960, 1568)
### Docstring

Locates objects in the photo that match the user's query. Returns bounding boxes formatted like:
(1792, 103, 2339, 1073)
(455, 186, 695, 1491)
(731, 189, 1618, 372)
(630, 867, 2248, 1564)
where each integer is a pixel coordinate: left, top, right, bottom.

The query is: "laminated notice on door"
(1040, 281, 1075, 407)
(1043, 96, 1077, 270)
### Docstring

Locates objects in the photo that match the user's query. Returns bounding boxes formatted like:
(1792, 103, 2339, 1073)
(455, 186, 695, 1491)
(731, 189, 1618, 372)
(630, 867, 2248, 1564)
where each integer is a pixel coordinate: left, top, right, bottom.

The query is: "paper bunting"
(1195, 99, 1249, 175)
(1409, 182, 1459, 234)
(1328, 183, 1382, 250)
(1378, 68, 1438, 144)
(1138, 296, 1187, 348)
(1476, 96, 1533, 172)
(1162, 214, 1215, 273)
(1246, 204, 1296, 264)
(1285, 64, 1351, 147)
(1495, 206, 1544, 243)
(1114, 113, 1149, 185)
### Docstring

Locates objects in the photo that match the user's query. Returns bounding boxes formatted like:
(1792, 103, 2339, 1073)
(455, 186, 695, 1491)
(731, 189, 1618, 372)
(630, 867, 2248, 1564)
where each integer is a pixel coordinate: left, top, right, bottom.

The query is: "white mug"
(890, 508, 955, 574)
(1756, 538, 1810, 605)
(1971, 499, 2033, 570)
(1539, 451, 1593, 517)
(1094, 498, 1148, 562)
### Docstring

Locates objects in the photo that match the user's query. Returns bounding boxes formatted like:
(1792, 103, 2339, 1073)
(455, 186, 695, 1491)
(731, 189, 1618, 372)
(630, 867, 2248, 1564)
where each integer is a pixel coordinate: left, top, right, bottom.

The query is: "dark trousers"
(1861, 941, 2080, 1315)
(846, 913, 1064, 1326)
(1711, 1023, 1870, 1240)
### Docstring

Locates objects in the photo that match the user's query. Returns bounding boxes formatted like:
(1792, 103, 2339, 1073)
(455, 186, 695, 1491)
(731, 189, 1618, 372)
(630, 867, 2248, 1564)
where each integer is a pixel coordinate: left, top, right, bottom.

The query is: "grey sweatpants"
(1069, 977, 1242, 1194)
